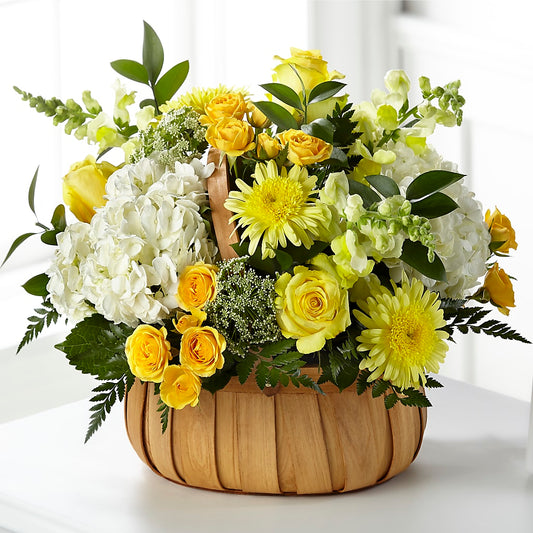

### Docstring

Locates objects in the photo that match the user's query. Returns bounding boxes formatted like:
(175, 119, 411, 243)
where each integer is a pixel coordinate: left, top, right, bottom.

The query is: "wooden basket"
(124, 368, 427, 495)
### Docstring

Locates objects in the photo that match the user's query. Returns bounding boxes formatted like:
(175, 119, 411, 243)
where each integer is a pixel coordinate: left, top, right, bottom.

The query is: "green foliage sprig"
(111, 21, 189, 114)
(17, 298, 60, 354)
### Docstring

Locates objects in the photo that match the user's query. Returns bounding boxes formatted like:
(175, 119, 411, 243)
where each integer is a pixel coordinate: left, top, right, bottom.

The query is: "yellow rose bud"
(125, 325, 172, 383)
(278, 129, 333, 166)
(483, 263, 515, 315)
(247, 104, 271, 129)
(275, 265, 351, 354)
(179, 326, 226, 377)
(485, 207, 517, 253)
(160, 365, 201, 410)
(200, 92, 248, 125)
(173, 312, 203, 334)
(62, 156, 119, 223)
(256, 133, 281, 159)
(205, 117, 256, 157)
(176, 263, 218, 312)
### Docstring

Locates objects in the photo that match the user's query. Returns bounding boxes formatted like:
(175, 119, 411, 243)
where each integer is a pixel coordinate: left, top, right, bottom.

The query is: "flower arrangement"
(4, 23, 529, 442)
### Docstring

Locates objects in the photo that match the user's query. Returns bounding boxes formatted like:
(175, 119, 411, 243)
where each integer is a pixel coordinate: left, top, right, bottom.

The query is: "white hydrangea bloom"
(47, 157, 216, 326)
(382, 142, 490, 298)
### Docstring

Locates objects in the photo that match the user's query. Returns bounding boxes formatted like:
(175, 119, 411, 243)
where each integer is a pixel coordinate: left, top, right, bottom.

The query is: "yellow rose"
(275, 265, 351, 354)
(272, 48, 346, 122)
(485, 207, 517, 253)
(256, 133, 281, 159)
(200, 93, 248, 125)
(205, 117, 256, 157)
(62, 156, 118, 223)
(160, 365, 201, 410)
(176, 263, 218, 312)
(247, 104, 271, 129)
(173, 312, 203, 334)
(483, 263, 515, 315)
(278, 129, 333, 166)
(125, 325, 172, 383)
(179, 326, 226, 377)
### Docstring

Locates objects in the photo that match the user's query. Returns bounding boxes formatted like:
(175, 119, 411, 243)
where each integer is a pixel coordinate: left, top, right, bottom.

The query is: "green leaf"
(308, 81, 346, 104)
(201, 369, 233, 394)
(22, 273, 49, 296)
(17, 299, 59, 353)
(297, 373, 324, 394)
(410, 192, 459, 219)
(384, 393, 399, 409)
(260, 83, 303, 111)
(157, 398, 170, 434)
(256, 338, 295, 358)
(28, 166, 39, 217)
(365, 174, 401, 198)
(372, 380, 390, 398)
(51, 204, 66, 232)
(272, 351, 302, 366)
(253, 101, 298, 132)
(425, 376, 444, 388)
(1, 232, 36, 267)
(110, 59, 149, 84)
(406, 170, 465, 200)
(274, 248, 293, 271)
(356, 368, 372, 395)
(154, 60, 189, 105)
(139, 98, 157, 109)
(237, 355, 257, 384)
(301, 118, 335, 143)
(55, 315, 134, 380)
(142, 21, 164, 84)
(400, 240, 446, 282)
(399, 388, 432, 408)
(348, 180, 381, 208)
(40, 229, 59, 246)
(255, 361, 269, 389)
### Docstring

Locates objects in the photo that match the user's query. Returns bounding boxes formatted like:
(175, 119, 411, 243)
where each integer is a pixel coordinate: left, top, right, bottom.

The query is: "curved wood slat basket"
(124, 368, 427, 495)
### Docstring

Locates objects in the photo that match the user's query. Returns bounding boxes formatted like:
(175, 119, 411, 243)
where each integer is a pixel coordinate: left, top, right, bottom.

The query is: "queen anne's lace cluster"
(382, 142, 490, 297)
(47, 158, 216, 326)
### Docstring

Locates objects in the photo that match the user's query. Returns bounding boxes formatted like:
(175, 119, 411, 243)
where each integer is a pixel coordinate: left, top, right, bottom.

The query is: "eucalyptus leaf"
(22, 273, 49, 297)
(308, 81, 346, 104)
(110, 59, 149, 84)
(142, 21, 164, 84)
(154, 60, 189, 104)
(1, 232, 36, 267)
(400, 240, 446, 281)
(28, 166, 39, 217)
(301, 118, 334, 143)
(253, 101, 298, 132)
(410, 192, 459, 219)
(406, 170, 465, 200)
(260, 83, 303, 111)
(365, 174, 400, 198)
(348, 180, 381, 208)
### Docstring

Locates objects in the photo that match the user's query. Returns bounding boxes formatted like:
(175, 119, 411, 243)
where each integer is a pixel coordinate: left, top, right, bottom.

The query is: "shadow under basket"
(124, 368, 427, 495)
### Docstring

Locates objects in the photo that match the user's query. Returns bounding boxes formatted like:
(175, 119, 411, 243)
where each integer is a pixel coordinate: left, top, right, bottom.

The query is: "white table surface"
(0, 377, 532, 533)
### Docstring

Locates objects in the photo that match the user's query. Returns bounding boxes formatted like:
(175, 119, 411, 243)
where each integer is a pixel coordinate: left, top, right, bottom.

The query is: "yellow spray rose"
(200, 92, 248, 125)
(176, 263, 218, 312)
(160, 365, 201, 410)
(275, 265, 351, 354)
(256, 133, 281, 159)
(125, 325, 172, 383)
(246, 104, 271, 129)
(62, 156, 118, 223)
(174, 313, 203, 334)
(277, 129, 333, 166)
(483, 263, 515, 315)
(485, 207, 517, 253)
(179, 326, 226, 377)
(272, 48, 346, 122)
(205, 117, 256, 156)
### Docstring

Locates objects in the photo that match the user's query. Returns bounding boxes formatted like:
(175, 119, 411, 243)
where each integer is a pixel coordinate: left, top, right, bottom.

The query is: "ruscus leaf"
(406, 170, 465, 200)
(308, 81, 346, 104)
(260, 83, 303, 111)
(400, 240, 446, 282)
(142, 21, 164, 84)
(365, 174, 401, 198)
(253, 101, 298, 132)
(154, 60, 189, 104)
(22, 273, 49, 296)
(110, 59, 149, 84)
(28, 166, 39, 217)
(1, 232, 36, 267)
(410, 192, 459, 219)
(348, 180, 381, 208)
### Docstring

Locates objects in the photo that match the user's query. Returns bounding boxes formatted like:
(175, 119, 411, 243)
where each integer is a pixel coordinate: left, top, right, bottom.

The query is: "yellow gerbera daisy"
(354, 275, 448, 390)
(224, 160, 328, 259)
(161, 85, 249, 115)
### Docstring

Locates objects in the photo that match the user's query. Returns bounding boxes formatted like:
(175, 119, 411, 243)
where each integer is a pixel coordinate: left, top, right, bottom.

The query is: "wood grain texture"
(206, 148, 239, 260)
(124, 372, 427, 495)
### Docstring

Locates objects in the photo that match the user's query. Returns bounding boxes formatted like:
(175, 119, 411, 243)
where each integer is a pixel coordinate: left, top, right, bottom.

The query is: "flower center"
(387, 304, 437, 366)
(246, 177, 305, 226)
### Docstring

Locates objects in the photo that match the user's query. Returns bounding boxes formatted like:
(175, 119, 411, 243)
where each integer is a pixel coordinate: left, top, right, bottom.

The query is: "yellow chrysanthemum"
(225, 160, 328, 259)
(161, 85, 249, 115)
(354, 275, 448, 390)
